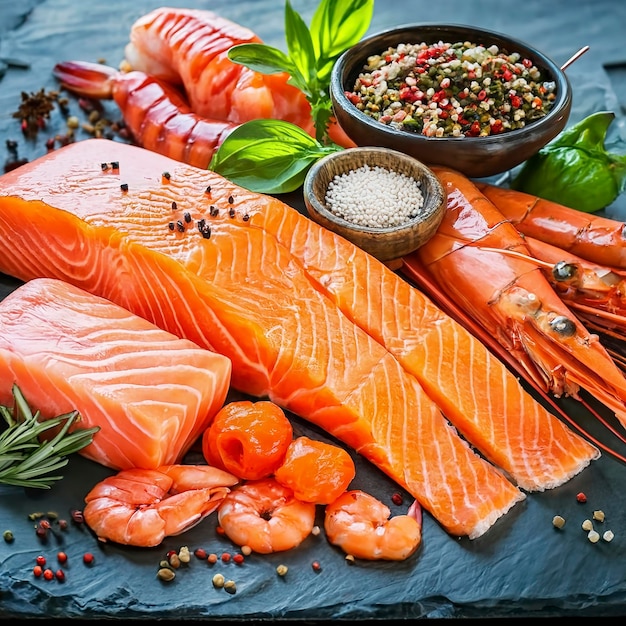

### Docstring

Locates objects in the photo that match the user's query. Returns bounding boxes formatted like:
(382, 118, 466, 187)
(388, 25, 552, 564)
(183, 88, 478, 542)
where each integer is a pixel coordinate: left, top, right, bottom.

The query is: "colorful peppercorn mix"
(346, 40, 556, 138)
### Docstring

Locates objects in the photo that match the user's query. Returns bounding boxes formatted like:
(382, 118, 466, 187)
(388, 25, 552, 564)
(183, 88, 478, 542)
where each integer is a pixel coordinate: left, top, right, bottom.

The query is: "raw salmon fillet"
(0, 138, 524, 539)
(0, 277, 232, 471)
(242, 195, 602, 491)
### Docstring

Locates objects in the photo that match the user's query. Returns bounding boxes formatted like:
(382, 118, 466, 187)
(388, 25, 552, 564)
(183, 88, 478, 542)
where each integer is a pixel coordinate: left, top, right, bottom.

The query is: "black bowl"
(330, 23, 572, 179)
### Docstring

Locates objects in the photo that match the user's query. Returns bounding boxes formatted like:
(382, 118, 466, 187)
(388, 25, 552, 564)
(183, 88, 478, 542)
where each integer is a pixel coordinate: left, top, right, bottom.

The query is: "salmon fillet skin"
(0, 137, 594, 538)
(0, 277, 232, 471)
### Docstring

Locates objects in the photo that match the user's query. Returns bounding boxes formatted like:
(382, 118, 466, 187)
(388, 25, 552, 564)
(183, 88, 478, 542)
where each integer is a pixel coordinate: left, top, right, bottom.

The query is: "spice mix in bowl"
(330, 23, 572, 178)
(303, 147, 446, 268)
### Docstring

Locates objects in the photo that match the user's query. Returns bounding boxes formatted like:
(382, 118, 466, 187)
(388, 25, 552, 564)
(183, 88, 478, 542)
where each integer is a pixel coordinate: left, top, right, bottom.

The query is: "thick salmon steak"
(0, 277, 232, 470)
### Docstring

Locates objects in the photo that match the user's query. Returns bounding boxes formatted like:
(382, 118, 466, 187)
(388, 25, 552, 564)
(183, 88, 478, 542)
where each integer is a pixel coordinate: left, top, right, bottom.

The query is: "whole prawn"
(53, 8, 353, 168)
(83, 464, 239, 547)
(404, 167, 626, 430)
(476, 182, 626, 270)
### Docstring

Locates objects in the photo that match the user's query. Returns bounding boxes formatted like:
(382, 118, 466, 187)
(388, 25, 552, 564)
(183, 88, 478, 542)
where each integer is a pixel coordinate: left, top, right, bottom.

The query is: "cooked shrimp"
(52, 63, 238, 169)
(217, 477, 316, 554)
(123, 7, 314, 129)
(83, 464, 239, 547)
(324, 490, 422, 561)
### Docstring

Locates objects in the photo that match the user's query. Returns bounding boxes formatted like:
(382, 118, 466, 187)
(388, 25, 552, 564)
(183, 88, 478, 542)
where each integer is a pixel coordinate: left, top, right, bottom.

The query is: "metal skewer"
(561, 45, 590, 71)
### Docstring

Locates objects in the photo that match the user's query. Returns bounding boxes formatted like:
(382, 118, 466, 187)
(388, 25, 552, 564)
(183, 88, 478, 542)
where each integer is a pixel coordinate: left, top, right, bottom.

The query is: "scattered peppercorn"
(391, 492, 404, 506)
(168, 222, 175, 231)
(345, 554, 356, 565)
(311, 560, 322, 573)
(221, 552, 231, 563)
(209, 205, 219, 217)
(228, 207, 236, 218)
(178, 546, 191, 564)
(224, 580, 237, 594)
(228, 195, 234, 204)
(43, 568, 55, 581)
(552, 515, 566, 529)
(162, 171, 171, 181)
(243, 213, 250, 222)
(36, 555, 47, 566)
(171, 201, 177, 211)
(240, 545, 252, 556)
(55, 569, 66, 582)
(176, 220, 185, 232)
(194, 547, 207, 560)
(83, 552, 94, 565)
(184, 212, 191, 223)
(110, 161, 119, 170)
(207, 553, 219, 565)
(168, 553, 181, 569)
(276, 564, 288, 577)
(212, 573, 225, 588)
(3, 530, 14, 543)
(71, 509, 84, 525)
(120, 183, 129, 192)
(233, 553, 245, 565)
(205, 186, 211, 194)
(576, 492, 587, 503)
(57, 551, 68, 564)
(33, 565, 43, 578)
(157, 567, 176, 582)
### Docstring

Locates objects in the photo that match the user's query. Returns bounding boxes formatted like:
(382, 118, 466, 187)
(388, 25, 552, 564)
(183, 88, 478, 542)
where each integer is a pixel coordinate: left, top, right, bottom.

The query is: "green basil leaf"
(548, 110, 615, 151)
(512, 148, 620, 212)
(209, 119, 341, 194)
(228, 43, 296, 76)
(284, 0, 317, 86)
(310, 0, 374, 81)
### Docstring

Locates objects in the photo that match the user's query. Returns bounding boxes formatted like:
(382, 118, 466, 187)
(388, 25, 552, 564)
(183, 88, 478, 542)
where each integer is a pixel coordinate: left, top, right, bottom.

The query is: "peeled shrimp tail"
(53, 60, 117, 99)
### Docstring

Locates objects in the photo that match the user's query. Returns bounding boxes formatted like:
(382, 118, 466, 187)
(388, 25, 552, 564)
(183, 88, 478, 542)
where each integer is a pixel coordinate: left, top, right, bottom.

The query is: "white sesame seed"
(324, 165, 424, 229)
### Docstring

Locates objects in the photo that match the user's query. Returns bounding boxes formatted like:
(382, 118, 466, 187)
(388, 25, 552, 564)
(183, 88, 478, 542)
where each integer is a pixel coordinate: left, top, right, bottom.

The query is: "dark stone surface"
(1, 0, 626, 619)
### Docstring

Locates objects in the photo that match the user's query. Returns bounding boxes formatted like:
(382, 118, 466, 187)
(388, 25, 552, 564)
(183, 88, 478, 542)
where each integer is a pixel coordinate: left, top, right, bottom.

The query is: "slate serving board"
(2, 0, 626, 619)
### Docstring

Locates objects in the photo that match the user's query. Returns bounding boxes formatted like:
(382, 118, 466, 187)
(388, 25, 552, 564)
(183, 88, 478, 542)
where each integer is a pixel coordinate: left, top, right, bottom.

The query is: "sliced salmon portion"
(0, 277, 232, 471)
(245, 202, 602, 491)
(0, 139, 524, 538)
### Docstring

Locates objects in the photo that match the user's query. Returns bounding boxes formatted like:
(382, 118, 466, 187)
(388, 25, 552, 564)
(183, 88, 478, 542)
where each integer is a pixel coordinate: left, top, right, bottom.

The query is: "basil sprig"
(209, 0, 374, 193)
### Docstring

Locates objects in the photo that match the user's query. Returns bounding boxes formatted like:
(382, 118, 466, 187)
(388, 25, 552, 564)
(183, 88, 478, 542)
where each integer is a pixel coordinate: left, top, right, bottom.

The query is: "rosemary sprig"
(0, 384, 99, 489)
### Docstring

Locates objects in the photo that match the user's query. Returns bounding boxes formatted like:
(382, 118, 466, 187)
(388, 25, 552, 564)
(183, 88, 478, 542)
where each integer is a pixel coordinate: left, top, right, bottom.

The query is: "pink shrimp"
(52, 63, 238, 169)
(52, 8, 354, 168)
(217, 477, 316, 554)
(123, 7, 315, 130)
(324, 490, 422, 561)
(83, 464, 239, 547)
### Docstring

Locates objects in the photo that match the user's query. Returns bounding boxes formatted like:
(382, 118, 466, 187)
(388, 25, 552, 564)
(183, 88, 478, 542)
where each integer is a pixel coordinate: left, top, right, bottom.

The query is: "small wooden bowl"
(303, 147, 446, 267)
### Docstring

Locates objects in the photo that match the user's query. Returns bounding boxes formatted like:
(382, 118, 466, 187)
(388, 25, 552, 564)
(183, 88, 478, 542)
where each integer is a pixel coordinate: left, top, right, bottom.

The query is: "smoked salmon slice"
(0, 138, 524, 539)
(0, 277, 232, 471)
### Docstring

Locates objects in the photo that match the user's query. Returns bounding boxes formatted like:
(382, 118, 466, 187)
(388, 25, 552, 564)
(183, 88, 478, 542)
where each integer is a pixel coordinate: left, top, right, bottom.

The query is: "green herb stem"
(0, 384, 99, 489)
